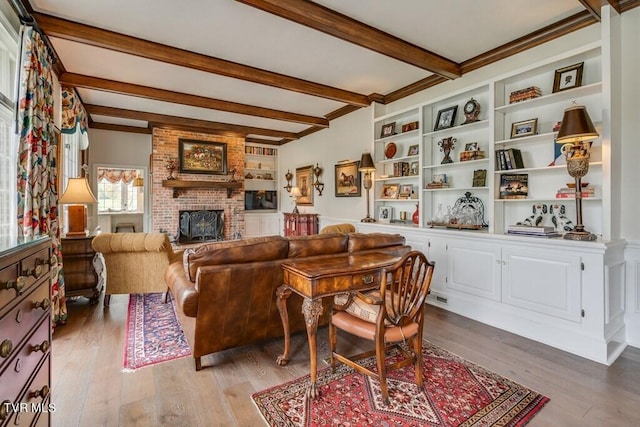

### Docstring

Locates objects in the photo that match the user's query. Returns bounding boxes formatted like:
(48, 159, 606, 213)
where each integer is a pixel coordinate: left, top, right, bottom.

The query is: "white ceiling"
(28, 0, 595, 142)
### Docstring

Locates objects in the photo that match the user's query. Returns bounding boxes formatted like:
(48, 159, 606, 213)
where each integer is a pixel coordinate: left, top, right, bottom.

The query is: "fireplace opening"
(177, 209, 224, 243)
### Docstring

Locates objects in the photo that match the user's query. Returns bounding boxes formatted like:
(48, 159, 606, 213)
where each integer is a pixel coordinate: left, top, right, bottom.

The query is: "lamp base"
(361, 217, 376, 223)
(563, 230, 597, 241)
(292, 207, 299, 214)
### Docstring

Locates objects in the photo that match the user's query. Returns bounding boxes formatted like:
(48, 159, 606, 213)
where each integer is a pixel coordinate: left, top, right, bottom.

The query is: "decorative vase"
(438, 137, 456, 164)
(412, 204, 419, 225)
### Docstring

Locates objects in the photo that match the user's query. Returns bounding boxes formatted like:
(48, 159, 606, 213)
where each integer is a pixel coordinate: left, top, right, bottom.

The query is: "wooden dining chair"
(329, 250, 435, 405)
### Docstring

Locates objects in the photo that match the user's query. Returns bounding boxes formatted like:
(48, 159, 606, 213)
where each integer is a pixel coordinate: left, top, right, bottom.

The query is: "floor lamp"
(359, 153, 376, 223)
(59, 177, 98, 236)
(556, 104, 599, 241)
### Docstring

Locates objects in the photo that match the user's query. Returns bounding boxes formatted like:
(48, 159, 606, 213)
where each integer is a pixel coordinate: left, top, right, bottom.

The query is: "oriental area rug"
(123, 293, 191, 371)
(252, 342, 549, 427)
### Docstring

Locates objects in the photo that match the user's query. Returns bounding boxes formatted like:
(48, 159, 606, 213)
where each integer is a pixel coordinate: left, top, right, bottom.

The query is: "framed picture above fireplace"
(179, 139, 227, 174)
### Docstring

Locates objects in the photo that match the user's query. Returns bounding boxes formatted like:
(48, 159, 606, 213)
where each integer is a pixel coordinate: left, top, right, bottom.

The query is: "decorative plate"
(385, 142, 397, 159)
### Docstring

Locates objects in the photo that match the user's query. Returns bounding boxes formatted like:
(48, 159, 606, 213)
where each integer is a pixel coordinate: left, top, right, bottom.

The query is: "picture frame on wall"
(334, 160, 361, 197)
(510, 118, 538, 138)
(434, 105, 458, 131)
(179, 139, 227, 174)
(553, 62, 584, 93)
(295, 165, 314, 206)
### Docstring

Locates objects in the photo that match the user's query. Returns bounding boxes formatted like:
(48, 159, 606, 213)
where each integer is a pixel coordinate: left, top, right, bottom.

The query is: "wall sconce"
(556, 103, 598, 241)
(359, 152, 376, 223)
(284, 169, 293, 193)
(312, 163, 324, 195)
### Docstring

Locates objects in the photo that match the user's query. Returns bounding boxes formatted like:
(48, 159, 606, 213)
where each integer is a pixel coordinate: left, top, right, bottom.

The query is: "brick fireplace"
(151, 128, 245, 241)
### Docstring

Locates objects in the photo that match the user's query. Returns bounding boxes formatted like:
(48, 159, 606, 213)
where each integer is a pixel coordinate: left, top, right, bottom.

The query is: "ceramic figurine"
(517, 203, 547, 226)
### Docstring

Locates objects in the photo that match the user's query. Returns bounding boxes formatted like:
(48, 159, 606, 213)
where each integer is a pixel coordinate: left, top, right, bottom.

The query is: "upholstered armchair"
(319, 223, 356, 234)
(91, 232, 182, 306)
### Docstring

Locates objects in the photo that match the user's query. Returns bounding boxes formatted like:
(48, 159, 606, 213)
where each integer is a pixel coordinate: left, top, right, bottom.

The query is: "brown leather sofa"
(165, 232, 410, 370)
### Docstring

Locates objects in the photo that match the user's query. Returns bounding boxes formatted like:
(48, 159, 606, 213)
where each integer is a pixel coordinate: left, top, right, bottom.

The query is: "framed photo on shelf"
(407, 144, 419, 156)
(334, 160, 361, 197)
(409, 161, 419, 176)
(464, 142, 479, 151)
(381, 183, 399, 199)
(401, 121, 419, 133)
(434, 105, 457, 131)
(178, 139, 227, 174)
(399, 184, 413, 198)
(378, 206, 393, 223)
(295, 165, 314, 206)
(380, 122, 396, 138)
(472, 169, 487, 187)
(553, 62, 584, 93)
(510, 118, 538, 138)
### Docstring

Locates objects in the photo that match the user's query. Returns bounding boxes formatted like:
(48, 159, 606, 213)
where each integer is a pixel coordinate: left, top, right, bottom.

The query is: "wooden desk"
(277, 252, 400, 398)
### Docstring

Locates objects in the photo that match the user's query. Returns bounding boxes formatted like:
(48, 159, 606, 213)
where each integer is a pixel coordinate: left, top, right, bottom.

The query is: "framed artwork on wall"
(178, 139, 227, 174)
(334, 160, 361, 197)
(296, 165, 314, 206)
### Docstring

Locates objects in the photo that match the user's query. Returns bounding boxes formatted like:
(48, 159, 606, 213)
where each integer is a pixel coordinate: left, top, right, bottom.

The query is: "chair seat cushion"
(334, 290, 381, 323)
(331, 311, 419, 343)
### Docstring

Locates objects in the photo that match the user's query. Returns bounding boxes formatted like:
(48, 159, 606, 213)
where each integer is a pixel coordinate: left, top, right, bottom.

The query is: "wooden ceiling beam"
(33, 12, 371, 107)
(235, 0, 461, 80)
(60, 72, 329, 127)
(85, 104, 299, 139)
(578, 0, 603, 20)
(89, 122, 152, 134)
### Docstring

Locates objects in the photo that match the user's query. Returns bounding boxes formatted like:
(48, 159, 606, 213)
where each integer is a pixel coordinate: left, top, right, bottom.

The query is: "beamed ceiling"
(13, 0, 640, 145)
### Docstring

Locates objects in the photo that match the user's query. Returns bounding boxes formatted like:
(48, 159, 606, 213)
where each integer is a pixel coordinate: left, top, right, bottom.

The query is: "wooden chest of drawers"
(0, 237, 52, 427)
(61, 234, 102, 304)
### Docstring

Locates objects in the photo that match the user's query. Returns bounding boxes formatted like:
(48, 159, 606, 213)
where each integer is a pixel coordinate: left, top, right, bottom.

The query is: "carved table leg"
(276, 285, 292, 366)
(302, 297, 324, 399)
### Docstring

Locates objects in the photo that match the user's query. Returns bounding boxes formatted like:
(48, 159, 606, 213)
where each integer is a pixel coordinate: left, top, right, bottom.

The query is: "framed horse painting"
(334, 160, 361, 197)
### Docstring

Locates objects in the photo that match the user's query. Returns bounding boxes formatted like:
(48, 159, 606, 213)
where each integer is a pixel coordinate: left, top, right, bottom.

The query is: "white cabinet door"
(501, 246, 582, 322)
(427, 236, 448, 296)
(244, 213, 281, 238)
(448, 239, 502, 301)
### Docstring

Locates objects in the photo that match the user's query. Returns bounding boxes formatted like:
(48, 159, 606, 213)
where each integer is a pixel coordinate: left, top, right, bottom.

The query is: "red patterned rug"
(252, 342, 548, 426)
(123, 293, 191, 371)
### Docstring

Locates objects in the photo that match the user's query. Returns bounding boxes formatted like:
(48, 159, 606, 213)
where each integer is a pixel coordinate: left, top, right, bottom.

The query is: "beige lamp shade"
(556, 105, 599, 144)
(290, 186, 302, 198)
(59, 177, 98, 204)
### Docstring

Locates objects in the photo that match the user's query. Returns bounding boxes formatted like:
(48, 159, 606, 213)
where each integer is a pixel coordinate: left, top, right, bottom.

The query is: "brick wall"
(151, 128, 245, 240)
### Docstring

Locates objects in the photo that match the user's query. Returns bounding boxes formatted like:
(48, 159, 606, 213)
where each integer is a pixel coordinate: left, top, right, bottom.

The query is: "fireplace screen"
(177, 210, 224, 243)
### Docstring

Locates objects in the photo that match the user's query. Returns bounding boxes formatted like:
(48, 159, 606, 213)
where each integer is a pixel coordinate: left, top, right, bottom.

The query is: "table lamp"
(290, 186, 302, 214)
(556, 104, 598, 241)
(359, 152, 376, 223)
(59, 177, 98, 236)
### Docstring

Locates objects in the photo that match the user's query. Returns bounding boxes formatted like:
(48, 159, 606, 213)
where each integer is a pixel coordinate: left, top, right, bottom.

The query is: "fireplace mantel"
(162, 179, 242, 198)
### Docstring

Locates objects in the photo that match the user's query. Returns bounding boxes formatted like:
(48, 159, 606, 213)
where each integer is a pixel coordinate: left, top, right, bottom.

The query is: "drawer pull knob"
(2, 276, 26, 294)
(31, 385, 49, 399)
(32, 340, 50, 354)
(26, 260, 44, 278)
(0, 400, 11, 420)
(362, 274, 374, 285)
(0, 339, 13, 358)
(34, 298, 50, 310)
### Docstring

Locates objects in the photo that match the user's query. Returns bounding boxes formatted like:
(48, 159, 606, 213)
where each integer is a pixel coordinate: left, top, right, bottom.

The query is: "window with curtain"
(0, 4, 18, 247)
(97, 167, 144, 213)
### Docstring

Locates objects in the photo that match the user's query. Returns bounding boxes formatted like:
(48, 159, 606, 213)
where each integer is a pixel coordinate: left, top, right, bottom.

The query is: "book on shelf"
(393, 161, 410, 177)
(507, 230, 561, 238)
(509, 86, 542, 104)
(459, 150, 486, 162)
(556, 192, 595, 198)
(495, 148, 524, 170)
(507, 225, 555, 234)
(499, 173, 528, 199)
(426, 182, 451, 189)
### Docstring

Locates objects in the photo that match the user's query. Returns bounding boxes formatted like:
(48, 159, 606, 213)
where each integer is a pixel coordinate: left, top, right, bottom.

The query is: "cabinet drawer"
(0, 316, 50, 408)
(0, 285, 50, 374)
(351, 270, 383, 291)
(20, 248, 51, 293)
(2, 354, 50, 427)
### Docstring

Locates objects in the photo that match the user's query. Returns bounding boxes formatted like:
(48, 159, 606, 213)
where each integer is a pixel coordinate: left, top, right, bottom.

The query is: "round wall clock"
(462, 98, 480, 124)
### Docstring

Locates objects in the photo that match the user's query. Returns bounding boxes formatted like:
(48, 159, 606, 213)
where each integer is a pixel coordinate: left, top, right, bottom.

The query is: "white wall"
(87, 128, 152, 231)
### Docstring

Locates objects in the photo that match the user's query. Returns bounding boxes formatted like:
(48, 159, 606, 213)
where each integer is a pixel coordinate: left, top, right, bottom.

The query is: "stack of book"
(509, 86, 542, 104)
(556, 186, 595, 198)
(392, 161, 410, 177)
(460, 150, 486, 162)
(507, 225, 560, 238)
(426, 182, 451, 189)
(495, 148, 524, 170)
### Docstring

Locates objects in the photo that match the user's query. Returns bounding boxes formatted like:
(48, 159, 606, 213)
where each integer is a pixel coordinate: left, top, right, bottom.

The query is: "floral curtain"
(97, 168, 139, 184)
(16, 26, 66, 327)
(60, 85, 89, 149)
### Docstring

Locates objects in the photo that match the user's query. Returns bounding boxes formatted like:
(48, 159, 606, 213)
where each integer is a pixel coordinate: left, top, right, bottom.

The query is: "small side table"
(61, 233, 103, 304)
(283, 213, 318, 237)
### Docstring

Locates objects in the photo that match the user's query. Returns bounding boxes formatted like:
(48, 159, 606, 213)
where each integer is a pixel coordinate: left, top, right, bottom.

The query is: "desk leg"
(276, 285, 292, 366)
(302, 297, 323, 399)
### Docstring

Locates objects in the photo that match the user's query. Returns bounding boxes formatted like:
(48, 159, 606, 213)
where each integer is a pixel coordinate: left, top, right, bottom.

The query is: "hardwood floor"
(51, 295, 640, 427)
